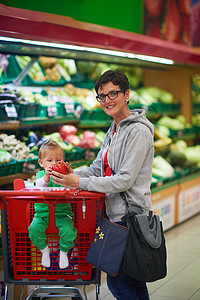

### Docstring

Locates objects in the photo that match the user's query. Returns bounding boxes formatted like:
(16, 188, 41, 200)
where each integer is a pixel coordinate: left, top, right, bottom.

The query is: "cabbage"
(152, 156, 175, 178)
(183, 146, 200, 166)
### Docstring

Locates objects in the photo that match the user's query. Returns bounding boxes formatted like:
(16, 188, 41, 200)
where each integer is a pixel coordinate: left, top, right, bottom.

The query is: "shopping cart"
(0, 179, 105, 300)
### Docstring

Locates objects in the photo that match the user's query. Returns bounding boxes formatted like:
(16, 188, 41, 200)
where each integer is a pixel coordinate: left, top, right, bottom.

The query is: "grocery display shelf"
(0, 121, 20, 130)
(79, 120, 113, 128)
(129, 103, 181, 119)
(0, 170, 40, 187)
(1, 4, 200, 67)
(20, 116, 79, 127)
(0, 160, 93, 187)
(151, 178, 179, 194)
(171, 132, 197, 141)
(0, 118, 79, 130)
(151, 169, 200, 193)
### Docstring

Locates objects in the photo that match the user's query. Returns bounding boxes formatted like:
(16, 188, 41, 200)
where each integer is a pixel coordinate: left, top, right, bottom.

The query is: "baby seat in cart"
(0, 179, 105, 300)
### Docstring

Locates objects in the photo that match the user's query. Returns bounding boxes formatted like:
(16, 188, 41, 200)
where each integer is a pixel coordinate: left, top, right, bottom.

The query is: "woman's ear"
(125, 89, 130, 101)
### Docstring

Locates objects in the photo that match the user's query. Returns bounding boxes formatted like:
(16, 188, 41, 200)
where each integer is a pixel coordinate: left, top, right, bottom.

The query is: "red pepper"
(52, 162, 66, 174)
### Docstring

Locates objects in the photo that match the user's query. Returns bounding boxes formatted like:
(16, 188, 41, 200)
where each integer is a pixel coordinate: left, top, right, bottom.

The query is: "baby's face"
(40, 148, 64, 169)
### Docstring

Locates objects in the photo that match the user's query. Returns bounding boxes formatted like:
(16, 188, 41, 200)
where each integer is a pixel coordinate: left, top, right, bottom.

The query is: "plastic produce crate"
(65, 147, 86, 162)
(0, 183, 105, 283)
(0, 103, 18, 122)
(2, 55, 67, 87)
(16, 102, 40, 120)
(0, 160, 17, 177)
(15, 157, 40, 174)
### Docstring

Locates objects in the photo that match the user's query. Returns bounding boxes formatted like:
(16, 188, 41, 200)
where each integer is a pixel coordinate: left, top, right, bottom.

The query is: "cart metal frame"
(0, 180, 105, 300)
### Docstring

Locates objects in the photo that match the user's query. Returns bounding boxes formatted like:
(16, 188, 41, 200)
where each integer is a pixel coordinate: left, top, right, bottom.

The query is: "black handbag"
(86, 215, 129, 276)
(122, 211, 167, 282)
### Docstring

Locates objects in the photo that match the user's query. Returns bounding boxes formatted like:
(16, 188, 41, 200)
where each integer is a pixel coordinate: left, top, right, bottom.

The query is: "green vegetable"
(0, 148, 12, 163)
(152, 156, 175, 178)
(168, 150, 187, 167)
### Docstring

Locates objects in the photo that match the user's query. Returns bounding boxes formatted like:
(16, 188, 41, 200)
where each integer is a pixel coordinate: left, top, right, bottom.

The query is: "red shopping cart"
(0, 179, 105, 300)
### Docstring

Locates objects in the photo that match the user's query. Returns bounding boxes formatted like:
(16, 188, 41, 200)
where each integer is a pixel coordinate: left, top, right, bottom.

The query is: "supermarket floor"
(30, 213, 200, 300)
(82, 213, 200, 300)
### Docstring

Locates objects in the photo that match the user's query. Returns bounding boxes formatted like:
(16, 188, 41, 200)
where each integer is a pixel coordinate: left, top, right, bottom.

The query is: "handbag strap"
(111, 169, 143, 216)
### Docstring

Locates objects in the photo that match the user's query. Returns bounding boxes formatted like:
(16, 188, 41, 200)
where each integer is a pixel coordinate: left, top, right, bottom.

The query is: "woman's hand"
(51, 171, 80, 188)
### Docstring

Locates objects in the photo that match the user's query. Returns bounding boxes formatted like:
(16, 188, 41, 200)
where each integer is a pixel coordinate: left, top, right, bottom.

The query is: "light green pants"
(28, 214, 77, 252)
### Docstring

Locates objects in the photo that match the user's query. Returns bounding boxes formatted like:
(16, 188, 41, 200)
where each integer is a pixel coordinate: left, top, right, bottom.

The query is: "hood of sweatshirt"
(117, 109, 154, 136)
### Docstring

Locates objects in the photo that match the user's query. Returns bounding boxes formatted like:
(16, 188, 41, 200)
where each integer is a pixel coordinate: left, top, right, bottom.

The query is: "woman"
(51, 69, 154, 299)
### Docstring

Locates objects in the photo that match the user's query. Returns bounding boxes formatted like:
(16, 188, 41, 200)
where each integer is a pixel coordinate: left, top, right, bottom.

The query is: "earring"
(126, 100, 129, 104)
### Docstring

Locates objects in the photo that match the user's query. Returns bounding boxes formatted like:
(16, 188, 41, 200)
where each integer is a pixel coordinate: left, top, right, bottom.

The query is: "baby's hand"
(42, 165, 53, 183)
(46, 165, 53, 175)
(65, 161, 74, 174)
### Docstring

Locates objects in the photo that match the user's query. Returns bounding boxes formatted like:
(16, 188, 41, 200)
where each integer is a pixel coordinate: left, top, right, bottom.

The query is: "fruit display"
(0, 54, 199, 191)
(39, 56, 61, 82)
(191, 0, 200, 46)
(144, 0, 191, 45)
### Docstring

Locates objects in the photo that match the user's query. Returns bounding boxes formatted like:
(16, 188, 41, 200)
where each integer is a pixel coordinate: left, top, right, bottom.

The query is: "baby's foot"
(40, 246, 50, 268)
(59, 251, 69, 269)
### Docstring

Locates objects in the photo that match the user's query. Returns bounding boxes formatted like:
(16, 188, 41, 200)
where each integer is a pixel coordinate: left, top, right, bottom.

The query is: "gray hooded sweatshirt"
(75, 109, 154, 222)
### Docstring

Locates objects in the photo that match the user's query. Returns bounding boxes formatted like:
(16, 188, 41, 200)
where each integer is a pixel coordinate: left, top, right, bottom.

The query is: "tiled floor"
(83, 213, 200, 300)
(29, 213, 200, 299)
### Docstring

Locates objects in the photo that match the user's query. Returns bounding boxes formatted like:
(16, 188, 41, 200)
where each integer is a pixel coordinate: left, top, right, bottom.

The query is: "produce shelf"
(151, 178, 179, 193)
(0, 171, 39, 187)
(1, 4, 200, 67)
(20, 117, 79, 127)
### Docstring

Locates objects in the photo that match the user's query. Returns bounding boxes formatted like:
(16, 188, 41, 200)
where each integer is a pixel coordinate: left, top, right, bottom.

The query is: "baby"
(28, 139, 77, 269)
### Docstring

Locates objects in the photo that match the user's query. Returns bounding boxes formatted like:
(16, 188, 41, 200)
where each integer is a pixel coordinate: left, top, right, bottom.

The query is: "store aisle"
(84, 213, 200, 300)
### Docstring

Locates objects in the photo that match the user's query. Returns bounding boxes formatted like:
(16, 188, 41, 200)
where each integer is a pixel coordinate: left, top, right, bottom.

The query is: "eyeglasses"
(96, 90, 125, 102)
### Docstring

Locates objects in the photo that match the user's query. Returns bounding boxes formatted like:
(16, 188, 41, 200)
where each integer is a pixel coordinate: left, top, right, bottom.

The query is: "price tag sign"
(22, 162, 36, 174)
(65, 103, 75, 114)
(47, 106, 57, 117)
(74, 104, 84, 118)
(5, 104, 18, 118)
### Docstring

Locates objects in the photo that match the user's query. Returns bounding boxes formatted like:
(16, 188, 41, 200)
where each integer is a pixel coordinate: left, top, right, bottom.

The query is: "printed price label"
(5, 104, 18, 118)
(65, 103, 75, 114)
(47, 106, 57, 117)
(74, 104, 84, 118)
(22, 162, 36, 174)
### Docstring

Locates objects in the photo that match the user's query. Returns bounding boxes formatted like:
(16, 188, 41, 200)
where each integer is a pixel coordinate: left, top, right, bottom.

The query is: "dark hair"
(95, 69, 129, 94)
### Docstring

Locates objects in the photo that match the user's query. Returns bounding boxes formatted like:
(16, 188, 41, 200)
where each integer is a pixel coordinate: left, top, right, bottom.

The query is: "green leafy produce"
(0, 148, 12, 163)
(174, 140, 187, 150)
(76, 61, 96, 74)
(183, 146, 200, 167)
(152, 156, 175, 178)
(43, 132, 74, 151)
(16, 56, 45, 81)
(157, 125, 170, 137)
(168, 149, 187, 167)
(157, 116, 185, 130)
(159, 89, 174, 104)
(135, 86, 177, 105)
